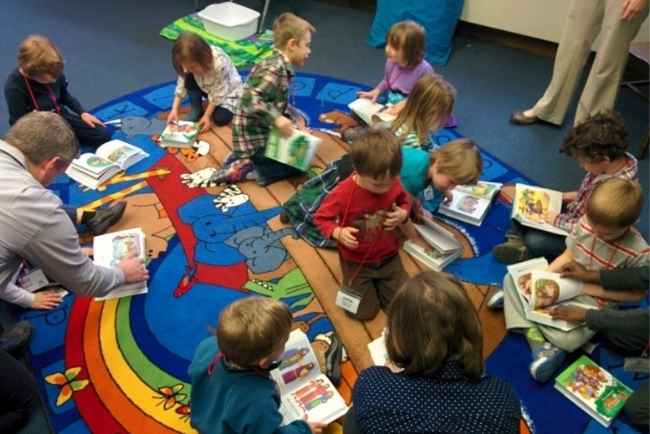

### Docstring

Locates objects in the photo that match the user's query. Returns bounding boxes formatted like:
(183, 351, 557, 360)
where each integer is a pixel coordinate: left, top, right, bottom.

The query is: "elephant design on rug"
(225, 226, 296, 274)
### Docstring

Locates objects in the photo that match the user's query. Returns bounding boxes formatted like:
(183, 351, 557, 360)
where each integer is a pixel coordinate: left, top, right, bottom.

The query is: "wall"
(461, 0, 649, 46)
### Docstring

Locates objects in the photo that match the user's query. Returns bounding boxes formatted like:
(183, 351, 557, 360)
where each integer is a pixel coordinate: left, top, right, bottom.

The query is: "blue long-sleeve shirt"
(188, 337, 311, 434)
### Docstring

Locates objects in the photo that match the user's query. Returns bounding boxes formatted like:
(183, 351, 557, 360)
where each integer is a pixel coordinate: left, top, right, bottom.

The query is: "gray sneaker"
(0, 321, 33, 356)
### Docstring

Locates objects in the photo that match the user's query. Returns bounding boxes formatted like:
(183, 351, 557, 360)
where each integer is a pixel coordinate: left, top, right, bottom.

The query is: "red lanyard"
(22, 74, 61, 114)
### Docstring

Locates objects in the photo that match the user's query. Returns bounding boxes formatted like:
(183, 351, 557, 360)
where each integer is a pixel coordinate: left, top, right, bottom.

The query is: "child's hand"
(167, 109, 179, 123)
(384, 204, 408, 230)
(81, 112, 105, 128)
(334, 226, 359, 249)
(550, 305, 588, 323)
(197, 114, 213, 134)
(443, 190, 454, 204)
(357, 88, 380, 102)
(307, 421, 327, 434)
(275, 115, 294, 138)
(32, 290, 63, 310)
(560, 261, 600, 284)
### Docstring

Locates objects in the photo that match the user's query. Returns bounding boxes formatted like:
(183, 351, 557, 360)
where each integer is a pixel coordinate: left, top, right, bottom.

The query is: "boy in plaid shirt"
(213, 13, 315, 186)
(493, 111, 638, 264)
(500, 179, 649, 383)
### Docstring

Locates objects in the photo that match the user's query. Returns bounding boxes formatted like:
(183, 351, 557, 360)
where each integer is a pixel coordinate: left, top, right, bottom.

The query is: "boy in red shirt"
(315, 130, 411, 320)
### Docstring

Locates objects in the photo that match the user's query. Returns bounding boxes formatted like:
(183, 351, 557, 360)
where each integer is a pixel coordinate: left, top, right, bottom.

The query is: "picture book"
(11, 262, 68, 298)
(512, 184, 567, 236)
(159, 121, 199, 148)
(272, 330, 348, 425)
(93, 228, 148, 300)
(555, 355, 633, 427)
(265, 128, 322, 172)
(65, 140, 149, 190)
(438, 181, 503, 226)
(347, 98, 396, 126)
(507, 258, 596, 331)
(529, 270, 584, 309)
(403, 215, 462, 271)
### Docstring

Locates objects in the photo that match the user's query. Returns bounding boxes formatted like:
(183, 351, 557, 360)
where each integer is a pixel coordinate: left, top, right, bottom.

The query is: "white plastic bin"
(197, 2, 261, 41)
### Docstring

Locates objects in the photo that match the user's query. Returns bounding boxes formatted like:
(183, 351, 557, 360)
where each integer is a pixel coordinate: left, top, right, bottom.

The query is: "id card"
(335, 288, 362, 314)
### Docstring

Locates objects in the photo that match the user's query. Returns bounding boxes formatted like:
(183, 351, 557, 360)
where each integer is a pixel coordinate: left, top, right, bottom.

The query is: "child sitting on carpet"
(211, 12, 315, 186)
(357, 20, 455, 126)
(281, 137, 481, 248)
(314, 130, 411, 320)
(346, 72, 456, 150)
(491, 111, 638, 265)
(498, 178, 649, 383)
(188, 297, 325, 434)
(167, 32, 243, 132)
(4, 35, 110, 147)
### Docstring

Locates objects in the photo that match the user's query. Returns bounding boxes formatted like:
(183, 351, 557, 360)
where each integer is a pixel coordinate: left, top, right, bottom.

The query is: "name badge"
(423, 186, 435, 201)
(335, 288, 361, 314)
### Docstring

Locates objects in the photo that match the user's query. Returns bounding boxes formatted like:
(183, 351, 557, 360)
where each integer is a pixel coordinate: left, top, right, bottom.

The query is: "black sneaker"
(87, 202, 127, 236)
(325, 332, 343, 387)
(0, 321, 33, 356)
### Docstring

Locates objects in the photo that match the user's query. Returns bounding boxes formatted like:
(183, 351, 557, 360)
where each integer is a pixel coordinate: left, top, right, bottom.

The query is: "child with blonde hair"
(168, 32, 243, 132)
(4, 35, 109, 147)
(498, 178, 649, 383)
(189, 297, 325, 433)
(211, 13, 316, 186)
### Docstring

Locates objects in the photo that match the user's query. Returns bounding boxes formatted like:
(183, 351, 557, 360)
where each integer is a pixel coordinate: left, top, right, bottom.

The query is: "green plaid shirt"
(231, 49, 294, 158)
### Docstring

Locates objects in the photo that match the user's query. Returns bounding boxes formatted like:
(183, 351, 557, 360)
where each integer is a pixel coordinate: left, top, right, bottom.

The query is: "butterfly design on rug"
(44, 366, 89, 406)
(154, 383, 188, 410)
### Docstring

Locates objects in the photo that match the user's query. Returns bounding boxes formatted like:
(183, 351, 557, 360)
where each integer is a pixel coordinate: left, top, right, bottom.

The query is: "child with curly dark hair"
(491, 111, 638, 267)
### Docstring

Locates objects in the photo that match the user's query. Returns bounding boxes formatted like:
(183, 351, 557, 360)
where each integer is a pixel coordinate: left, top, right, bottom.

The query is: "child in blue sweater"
(188, 297, 325, 434)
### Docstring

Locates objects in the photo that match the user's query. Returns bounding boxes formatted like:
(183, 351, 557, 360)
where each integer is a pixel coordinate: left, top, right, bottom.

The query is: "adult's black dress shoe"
(87, 202, 127, 235)
(510, 110, 539, 125)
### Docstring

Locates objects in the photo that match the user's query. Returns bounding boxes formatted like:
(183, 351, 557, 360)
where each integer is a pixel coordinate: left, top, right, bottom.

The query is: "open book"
(93, 228, 148, 300)
(367, 330, 389, 366)
(265, 128, 322, 172)
(512, 184, 567, 236)
(555, 355, 633, 427)
(65, 140, 149, 189)
(347, 98, 396, 126)
(403, 215, 462, 270)
(438, 181, 502, 226)
(507, 258, 595, 331)
(159, 121, 199, 148)
(271, 330, 348, 425)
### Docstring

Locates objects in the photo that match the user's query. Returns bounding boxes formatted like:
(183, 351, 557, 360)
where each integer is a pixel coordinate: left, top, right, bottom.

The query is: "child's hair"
(391, 73, 456, 145)
(17, 35, 64, 78)
(430, 139, 482, 185)
(386, 20, 426, 68)
(171, 32, 213, 76)
(272, 13, 316, 50)
(560, 111, 629, 162)
(216, 297, 292, 367)
(350, 129, 402, 178)
(385, 271, 483, 378)
(587, 178, 643, 229)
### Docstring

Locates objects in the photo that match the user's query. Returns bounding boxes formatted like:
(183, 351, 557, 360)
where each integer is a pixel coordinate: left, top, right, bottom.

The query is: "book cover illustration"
(273, 330, 348, 425)
(515, 187, 550, 223)
(555, 356, 633, 427)
(160, 121, 198, 145)
(265, 128, 321, 172)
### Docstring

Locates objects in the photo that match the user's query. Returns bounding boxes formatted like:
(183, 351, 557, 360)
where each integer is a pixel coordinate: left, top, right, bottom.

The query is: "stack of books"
(403, 215, 462, 271)
(65, 140, 149, 190)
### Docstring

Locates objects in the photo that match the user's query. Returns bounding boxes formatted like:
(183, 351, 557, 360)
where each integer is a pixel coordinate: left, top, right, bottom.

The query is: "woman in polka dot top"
(344, 271, 522, 434)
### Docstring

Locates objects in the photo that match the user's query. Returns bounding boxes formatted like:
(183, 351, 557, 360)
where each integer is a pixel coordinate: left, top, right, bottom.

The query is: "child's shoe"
(529, 343, 566, 383)
(0, 321, 33, 357)
(486, 289, 505, 310)
(492, 235, 529, 265)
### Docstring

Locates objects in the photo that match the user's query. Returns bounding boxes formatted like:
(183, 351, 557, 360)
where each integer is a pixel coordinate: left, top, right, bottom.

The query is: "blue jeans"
(509, 220, 566, 261)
